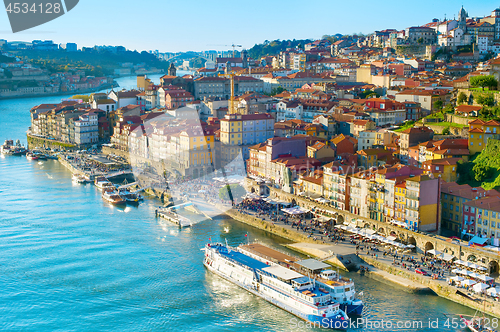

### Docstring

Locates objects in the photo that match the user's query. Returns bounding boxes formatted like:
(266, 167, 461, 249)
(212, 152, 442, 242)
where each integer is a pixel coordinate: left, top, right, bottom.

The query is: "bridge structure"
(243, 178, 500, 276)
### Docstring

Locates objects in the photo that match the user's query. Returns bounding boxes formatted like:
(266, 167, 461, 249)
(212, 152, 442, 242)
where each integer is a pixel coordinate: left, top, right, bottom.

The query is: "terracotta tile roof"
(455, 105, 482, 114)
(463, 196, 500, 212)
(485, 120, 500, 126)
(469, 128, 484, 133)
(469, 119, 485, 125)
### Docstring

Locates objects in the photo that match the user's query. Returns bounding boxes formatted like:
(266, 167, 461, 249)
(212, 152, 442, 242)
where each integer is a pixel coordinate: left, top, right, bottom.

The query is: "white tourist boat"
(1, 139, 27, 155)
(238, 243, 364, 315)
(204, 243, 350, 329)
(94, 177, 114, 190)
(118, 188, 142, 204)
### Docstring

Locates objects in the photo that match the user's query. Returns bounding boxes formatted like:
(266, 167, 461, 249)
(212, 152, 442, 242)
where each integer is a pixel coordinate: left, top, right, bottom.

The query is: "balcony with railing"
(406, 193, 420, 200)
(406, 204, 419, 211)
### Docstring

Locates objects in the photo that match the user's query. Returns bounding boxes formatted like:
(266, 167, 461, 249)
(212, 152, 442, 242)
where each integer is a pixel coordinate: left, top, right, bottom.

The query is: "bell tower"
(458, 6, 468, 31)
(168, 63, 176, 77)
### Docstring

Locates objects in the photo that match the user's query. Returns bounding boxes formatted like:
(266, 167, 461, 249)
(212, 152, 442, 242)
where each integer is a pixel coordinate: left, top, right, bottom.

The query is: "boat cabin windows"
(292, 277, 313, 291)
(320, 270, 338, 280)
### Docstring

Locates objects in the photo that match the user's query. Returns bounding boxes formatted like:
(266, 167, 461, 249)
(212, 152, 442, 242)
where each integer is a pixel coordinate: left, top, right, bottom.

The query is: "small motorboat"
(26, 152, 39, 161)
(72, 174, 88, 184)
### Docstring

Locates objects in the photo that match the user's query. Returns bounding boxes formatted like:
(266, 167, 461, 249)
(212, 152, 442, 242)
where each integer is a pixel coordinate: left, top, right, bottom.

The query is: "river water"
(0, 75, 483, 331)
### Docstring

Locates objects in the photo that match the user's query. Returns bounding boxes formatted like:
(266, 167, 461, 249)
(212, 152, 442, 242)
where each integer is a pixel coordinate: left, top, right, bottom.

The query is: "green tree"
(457, 92, 467, 104)
(417, 37, 424, 44)
(269, 86, 285, 96)
(360, 89, 380, 98)
(433, 99, 443, 111)
(219, 184, 246, 201)
(476, 93, 495, 107)
(457, 159, 474, 183)
(472, 164, 494, 182)
(470, 75, 498, 91)
(442, 127, 451, 135)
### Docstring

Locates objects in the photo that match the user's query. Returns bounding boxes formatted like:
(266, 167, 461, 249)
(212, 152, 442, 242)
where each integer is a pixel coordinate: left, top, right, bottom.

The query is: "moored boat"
(102, 188, 126, 205)
(26, 152, 39, 160)
(238, 243, 364, 316)
(32, 151, 48, 160)
(204, 243, 350, 329)
(118, 188, 141, 204)
(0, 140, 14, 154)
(72, 174, 88, 184)
(2, 139, 27, 155)
(94, 177, 114, 190)
(460, 314, 498, 332)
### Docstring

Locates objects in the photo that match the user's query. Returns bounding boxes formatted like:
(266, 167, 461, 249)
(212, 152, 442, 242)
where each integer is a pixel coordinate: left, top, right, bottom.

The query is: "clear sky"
(0, 0, 499, 53)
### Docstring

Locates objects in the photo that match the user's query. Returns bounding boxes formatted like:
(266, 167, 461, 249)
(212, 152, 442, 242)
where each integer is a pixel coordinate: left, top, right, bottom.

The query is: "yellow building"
(468, 119, 500, 154)
(219, 113, 274, 146)
(180, 127, 215, 177)
(422, 158, 461, 183)
(220, 116, 243, 145)
(298, 171, 324, 197)
(304, 123, 328, 139)
(404, 175, 440, 232)
(394, 182, 406, 223)
(307, 141, 335, 160)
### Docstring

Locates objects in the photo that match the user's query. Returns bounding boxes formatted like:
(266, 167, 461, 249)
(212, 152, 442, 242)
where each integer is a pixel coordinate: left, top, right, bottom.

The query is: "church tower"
(458, 6, 468, 31)
(168, 63, 176, 77)
(241, 49, 248, 68)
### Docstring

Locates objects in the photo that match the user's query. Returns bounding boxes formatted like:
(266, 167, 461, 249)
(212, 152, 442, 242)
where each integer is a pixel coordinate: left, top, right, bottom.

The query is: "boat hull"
(340, 303, 363, 316)
(103, 197, 126, 205)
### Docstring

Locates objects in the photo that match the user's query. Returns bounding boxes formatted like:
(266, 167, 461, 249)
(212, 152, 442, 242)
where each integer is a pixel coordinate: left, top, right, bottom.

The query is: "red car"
(415, 268, 428, 276)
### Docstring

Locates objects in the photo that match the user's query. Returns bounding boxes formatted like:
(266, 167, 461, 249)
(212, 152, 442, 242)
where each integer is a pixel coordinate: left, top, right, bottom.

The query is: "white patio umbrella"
(427, 249, 442, 256)
(462, 279, 477, 287)
(450, 276, 464, 282)
(459, 270, 474, 277)
(454, 260, 466, 266)
(462, 261, 474, 268)
(487, 287, 500, 297)
(469, 263, 480, 270)
(477, 274, 494, 283)
(437, 253, 455, 261)
(452, 268, 462, 274)
(469, 272, 480, 279)
(472, 282, 490, 293)
(406, 244, 416, 248)
(477, 266, 488, 272)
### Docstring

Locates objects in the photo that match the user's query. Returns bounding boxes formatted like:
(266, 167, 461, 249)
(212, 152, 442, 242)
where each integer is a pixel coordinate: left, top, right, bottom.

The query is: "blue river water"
(0, 75, 484, 331)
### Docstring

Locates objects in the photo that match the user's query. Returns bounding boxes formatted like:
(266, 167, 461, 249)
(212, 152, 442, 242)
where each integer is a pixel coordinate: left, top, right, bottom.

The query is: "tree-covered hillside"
(248, 39, 313, 59)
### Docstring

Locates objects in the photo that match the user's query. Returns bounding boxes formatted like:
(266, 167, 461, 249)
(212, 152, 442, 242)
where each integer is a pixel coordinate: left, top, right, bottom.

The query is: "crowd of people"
(66, 153, 129, 176)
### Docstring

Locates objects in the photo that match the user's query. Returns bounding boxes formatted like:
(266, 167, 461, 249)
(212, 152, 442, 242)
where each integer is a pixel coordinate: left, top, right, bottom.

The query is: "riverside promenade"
(225, 206, 500, 318)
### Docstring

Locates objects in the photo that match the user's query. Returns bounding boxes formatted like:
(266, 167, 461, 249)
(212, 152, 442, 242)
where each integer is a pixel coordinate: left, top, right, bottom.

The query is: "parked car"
(415, 268, 428, 276)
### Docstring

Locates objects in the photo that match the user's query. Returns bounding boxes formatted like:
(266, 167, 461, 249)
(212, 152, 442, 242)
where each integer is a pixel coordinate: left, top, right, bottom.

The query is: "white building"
(365, 109, 406, 126)
(74, 112, 98, 145)
(358, 130, 377, 150)
(276, 100, 303, 122)
(108, 90, 141, 109)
